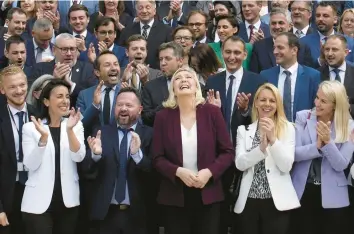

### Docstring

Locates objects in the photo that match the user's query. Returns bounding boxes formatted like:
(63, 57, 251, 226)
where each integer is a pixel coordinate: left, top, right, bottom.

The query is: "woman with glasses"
(173, 26, 196, 65)
(338, 9, 354, 37)
(291, 81, 354, 234)
(26, 75, 54, 107)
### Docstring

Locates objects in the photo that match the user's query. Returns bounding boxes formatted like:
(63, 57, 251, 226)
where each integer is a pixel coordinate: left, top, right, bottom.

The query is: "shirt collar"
(140, 19, 154, 29)
(318, 30, 335, 40)
(117, 122, 138, 131)
(245, 19, 261, 31)
(279, 62, 299, 75)
(73, 29, 87, 38)
(101, 84, 117, 93)
(8, 103, 27, 116)
(293, 25, 310, 35)
(329, 62, 346, 72)
(226, 67, 243, 80)
(108, 43, 115, 52)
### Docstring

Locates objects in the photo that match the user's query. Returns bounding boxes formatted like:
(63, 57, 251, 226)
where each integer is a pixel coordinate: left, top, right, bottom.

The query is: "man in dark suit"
(300, 2, 354, 68)
(238, 0, 270, 43)
(260, 32, 320, 122)
(290, 1, 314, 38)
(205, 36, 265, 234)
(250, 7, 313, 73)
(121, 34, 163, 92)
(142, 42, 184, 127)
(319, 34, 354, 117)
(119, 0, 172, 69)
(0, 65, 37, 234)
(187, 10, 213, 46)
(30, 33, 96, 107)
(158, 0, 196, 28)
(86, 87, 153, 234)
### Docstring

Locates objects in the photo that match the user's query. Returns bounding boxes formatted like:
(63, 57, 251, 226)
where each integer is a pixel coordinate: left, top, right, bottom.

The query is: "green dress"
(208, 41, 253, 70)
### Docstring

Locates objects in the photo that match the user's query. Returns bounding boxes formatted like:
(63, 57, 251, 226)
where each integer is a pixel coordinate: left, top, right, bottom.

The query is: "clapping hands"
(259, 117, 276, 152)
(316, 121, 331, 148)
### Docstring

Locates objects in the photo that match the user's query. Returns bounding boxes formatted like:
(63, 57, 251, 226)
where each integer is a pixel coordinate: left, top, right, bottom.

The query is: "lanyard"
(7, 105, 28, 134)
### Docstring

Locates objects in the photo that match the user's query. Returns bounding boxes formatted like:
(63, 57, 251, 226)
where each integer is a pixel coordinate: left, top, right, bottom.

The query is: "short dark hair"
(325, 34, 348, 48)
(93, 50, 117, 70)
(5, 35, 25, 51)
(68, 4, 89, 19)
(159, 42, 184, 59)
(38, 79, 71, 124)
(215, 15, 239, 31)
(117, 87, 142, 105)
(6, 7, 26, 20)
(276, 32, 300, 54)
(94, 16, 117, 32)
(126, 34, 147, 49)
(213, 1, 236, 16)
(316, 1, 337, 15)
(189, 43, 222, 77)
(186, 10, 209, 24)
(222, 35, 246, 51)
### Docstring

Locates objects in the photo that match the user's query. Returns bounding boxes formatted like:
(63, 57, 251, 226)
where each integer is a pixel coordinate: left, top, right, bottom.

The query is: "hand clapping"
(88, 130, 102, 155)
(207, 89, 221, 108)
(66, 108, 81, 130)
(317, 121, 331, 147)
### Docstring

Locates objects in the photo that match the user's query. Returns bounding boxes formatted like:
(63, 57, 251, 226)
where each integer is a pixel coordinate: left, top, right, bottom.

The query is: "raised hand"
(237, 92, 251, 112)
(0, 212, 9, 226)
(207, 89, 221, 108)
(53, 62, 71, 79)
(317, 121, 331, 144)
(98, 41, 108, 54)
(121, 61, 134, 82)
(136, 63, 150, 84)
(121, 82, 130, 88)
(130, 131, 141, 155)
(3, 33, 10, 41)
(194, 168, 212, 188)
(44, 10, 60, 30)
(67, 107, 81, 130)
(176, 167, 199, 187)
(87, 130, 102, 155)
(93, 81, 104, 106)
(76, 36, 86, 52)
(87, 43, 96, 64)
(259, 118, 276, 145)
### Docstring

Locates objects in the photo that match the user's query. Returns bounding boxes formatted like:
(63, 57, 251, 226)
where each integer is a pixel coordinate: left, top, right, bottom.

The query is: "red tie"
(249, 25, 254, 41)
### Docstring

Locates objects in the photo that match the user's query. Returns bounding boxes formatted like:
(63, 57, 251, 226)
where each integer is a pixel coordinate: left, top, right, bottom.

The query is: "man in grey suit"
(121, 34, 163, 92)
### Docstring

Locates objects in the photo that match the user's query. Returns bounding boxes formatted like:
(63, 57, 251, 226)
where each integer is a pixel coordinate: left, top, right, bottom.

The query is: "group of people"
(1, 0, 354, 234)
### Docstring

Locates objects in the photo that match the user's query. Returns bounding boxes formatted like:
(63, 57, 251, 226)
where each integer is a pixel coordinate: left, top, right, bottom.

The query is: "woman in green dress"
(209, 15, 253, 70)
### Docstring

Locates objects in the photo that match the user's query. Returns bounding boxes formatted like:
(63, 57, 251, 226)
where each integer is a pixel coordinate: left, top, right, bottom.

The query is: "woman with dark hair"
(173, 26, 196, 65)
(21, 79, 85, 234)
(88, 0, 133, 42)
(189, 43, 222, 85)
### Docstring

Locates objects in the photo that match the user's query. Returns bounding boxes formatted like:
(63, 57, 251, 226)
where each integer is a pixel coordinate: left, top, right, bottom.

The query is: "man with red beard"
(0, 65, 38, 234)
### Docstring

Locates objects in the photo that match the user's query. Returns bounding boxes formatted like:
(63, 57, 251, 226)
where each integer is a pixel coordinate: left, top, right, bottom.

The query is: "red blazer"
(152, 103, 234, 207)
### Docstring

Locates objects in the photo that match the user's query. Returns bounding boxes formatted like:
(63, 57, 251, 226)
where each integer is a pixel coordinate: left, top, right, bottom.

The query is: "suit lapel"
(293, 65, 304, 120)
(110, 84, 120, 124)
(321, 65, 330, 81)
(239, 23, 249, 42)
(267, 38, 276, 66)
(307, 116, 317, 144)
(161, 77, 169, 101)
(218, 72, 227, 114)
(344, 63, 354, 94)
(171, 108, 183, 166)
(245, 122, 258, 153)
(71, 61, 81, 83)
(0, 108, 17, 166)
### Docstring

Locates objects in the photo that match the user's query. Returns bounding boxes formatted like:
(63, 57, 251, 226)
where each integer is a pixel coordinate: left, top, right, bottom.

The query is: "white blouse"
(181, 122, 198, 173)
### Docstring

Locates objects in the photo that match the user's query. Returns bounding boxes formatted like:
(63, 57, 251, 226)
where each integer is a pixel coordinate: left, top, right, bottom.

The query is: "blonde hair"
(338, 8, 354, 34)
(162, 66, 205, 109)
(0, 65, 26, 86)
(251, 83, 289, 139)
(317, 81, 351, 143)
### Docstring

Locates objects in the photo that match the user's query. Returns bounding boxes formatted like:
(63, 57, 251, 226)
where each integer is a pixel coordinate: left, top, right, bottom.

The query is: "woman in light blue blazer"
(291, 81, 354, 234)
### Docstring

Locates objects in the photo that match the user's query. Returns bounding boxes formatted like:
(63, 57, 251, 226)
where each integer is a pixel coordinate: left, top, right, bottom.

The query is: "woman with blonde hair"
(152, 66, 234, 234)
(291, 81, 354, 234)
(234, 83, 300, 234)
(338, 8, 354, 37)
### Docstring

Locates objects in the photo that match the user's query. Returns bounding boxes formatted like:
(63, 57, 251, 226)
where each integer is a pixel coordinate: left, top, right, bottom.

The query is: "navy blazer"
(238, 22, 271, 43)
(250, 37, 314, 73)
(205, 70, 266, 146)
(260, 64, 320, 121)
(85, 122, 153, 222)
(300, 32, 354, 68)
(25, 38, 54, 68)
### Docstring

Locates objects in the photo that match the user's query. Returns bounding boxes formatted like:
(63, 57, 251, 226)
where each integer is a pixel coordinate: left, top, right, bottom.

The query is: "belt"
(113, 204, 130, 210)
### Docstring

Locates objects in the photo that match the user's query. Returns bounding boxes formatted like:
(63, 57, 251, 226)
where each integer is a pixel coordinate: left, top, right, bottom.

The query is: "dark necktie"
(75, 34, 81, 39)
(283, 70, 292, 122)
(142, 24, 150, 40)
(17, 111, 27, 184)
(36, 47, 44, 63)
(249, 25, 254, 41)
(295, 29, 303, 38)
(333, 68, 341, 82)
(115, 127, 130, 203)
(103, 87, 112, 125)
(225, 75, 235, 131)
(172, 18, 178, 28)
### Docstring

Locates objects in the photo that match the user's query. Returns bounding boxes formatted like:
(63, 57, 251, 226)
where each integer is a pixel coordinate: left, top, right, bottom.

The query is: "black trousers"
(238, 198, 290, 234)
(164, 187, 220, 234)
(89, 205, 146, 234)
(0, 182, 25, 234)
(22, 200, 78, 234)
(290, 184, 349, 234)
(349, 186, 354, 234)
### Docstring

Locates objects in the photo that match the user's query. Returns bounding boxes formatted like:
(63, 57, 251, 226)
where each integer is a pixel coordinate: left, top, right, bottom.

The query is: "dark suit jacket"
(260, 64, 320, 121)
(0, 26, 8, 64)
(30, 60, 97, 107)
(152, 104, 234, 207)
(238, 22, 271, 43)
(0, 104, 37, 214)
(25, 38, 54, 68)
(250, 37, 313, 73)
(320, 62, 354, 118)
(119, 21, 173, 69)
(156, 1, 196, 27)
(86, 122, 153, 223)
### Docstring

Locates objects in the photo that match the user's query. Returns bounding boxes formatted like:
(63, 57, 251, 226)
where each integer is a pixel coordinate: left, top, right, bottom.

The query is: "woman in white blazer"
(21, 80, 85, 234)
(234, 83, 300, 234)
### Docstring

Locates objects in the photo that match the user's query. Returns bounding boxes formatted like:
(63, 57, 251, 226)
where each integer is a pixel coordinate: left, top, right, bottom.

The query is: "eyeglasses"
(97, 30, 115, 37)
(54, 46, 78, 54)
(187, 22, 206, 28)
(174, 36, 193, 42)
(291, 7, 310, 13)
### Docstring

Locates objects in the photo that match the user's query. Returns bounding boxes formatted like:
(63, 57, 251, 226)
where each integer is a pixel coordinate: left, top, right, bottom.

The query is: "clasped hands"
(259, 118, 276, 152)
(317, 121, 331, 149)
(176, 167, 212, 189)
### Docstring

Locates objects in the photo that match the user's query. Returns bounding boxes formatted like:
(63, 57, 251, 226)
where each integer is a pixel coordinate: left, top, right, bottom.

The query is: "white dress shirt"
(140, 19, 154, 38)
(245, 20, 261, 39)
(73, 29, 88, 39)
(293, 25, 310, 38)
(329, 62, 346, 84)
(226, 67, 244, 114)
(33, 38, 54, 61)
(181, 122, 198, 174)
(278, 62, 299, 115)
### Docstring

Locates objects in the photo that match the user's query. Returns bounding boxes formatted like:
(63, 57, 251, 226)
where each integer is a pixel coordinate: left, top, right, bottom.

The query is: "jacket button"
(267, 169, 270, 173)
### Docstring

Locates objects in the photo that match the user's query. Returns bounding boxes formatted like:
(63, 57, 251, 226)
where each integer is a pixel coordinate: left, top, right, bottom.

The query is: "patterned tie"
(225, 75, 235, 131)
(115, 127, 130, 203)
(283, 70, 292, 122)
(295, 30, 303, 38)
(17, 111, 27, 184)
(36, 47, 44, 63)
(142, 24, 150, 40)
(249, 25, 254, 41)
(103, 87, 112, 125)
(333, 68, 341, 82)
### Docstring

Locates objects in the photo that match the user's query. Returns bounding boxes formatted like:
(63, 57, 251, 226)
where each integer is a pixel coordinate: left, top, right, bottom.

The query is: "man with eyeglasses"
(187, 10, 212, 46)
(30, 33, 96, 107)
(290, 1, 314, 38)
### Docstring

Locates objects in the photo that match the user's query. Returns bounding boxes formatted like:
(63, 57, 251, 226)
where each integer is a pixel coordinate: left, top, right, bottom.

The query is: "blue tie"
(225, 75, 235, 131)
(17, 111, 27, 184)
(115, 127, 129, 203)
(333, 68, 341, 82)
(283, 70, 292, 122)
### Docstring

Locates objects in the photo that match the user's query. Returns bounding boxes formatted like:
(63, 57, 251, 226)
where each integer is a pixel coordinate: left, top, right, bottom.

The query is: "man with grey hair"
(290, 1, 314, 38)
(261, 0, 291, 25)
(119, 0, 172, 69)
(250, 7, 313, 73)
(30, 33, 96, 107)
